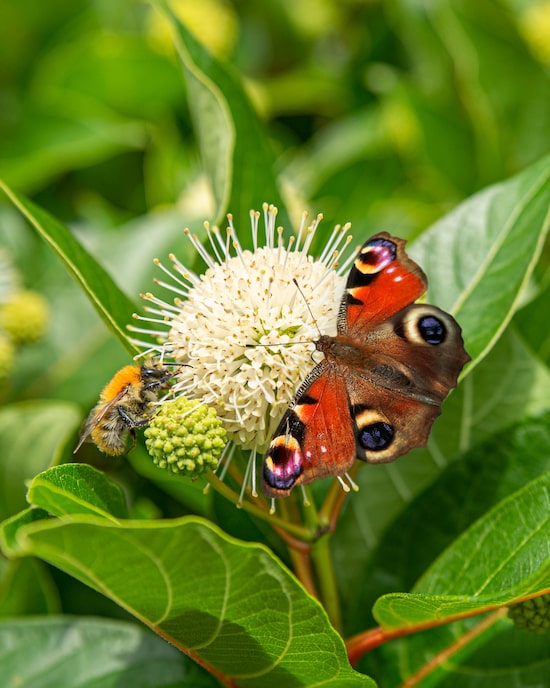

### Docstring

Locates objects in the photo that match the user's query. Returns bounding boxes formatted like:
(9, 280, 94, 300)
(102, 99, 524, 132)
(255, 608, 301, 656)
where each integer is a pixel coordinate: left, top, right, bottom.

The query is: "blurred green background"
(1, 2, 550, 680)
(1, 0, 549, 481)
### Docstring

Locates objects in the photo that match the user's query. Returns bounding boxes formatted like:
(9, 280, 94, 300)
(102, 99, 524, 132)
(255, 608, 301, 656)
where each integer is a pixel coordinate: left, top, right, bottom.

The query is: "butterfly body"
(262, 232, 470, 498)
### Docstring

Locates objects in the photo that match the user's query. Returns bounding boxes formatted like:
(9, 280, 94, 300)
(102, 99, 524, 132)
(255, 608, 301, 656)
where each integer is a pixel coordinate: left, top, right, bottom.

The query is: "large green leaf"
(373, 472, 550, 629)
(0, 616, 215, 688)
(412, 153, 550, 368)
(0, 465, 373, 687)
(154, 0, 290, 230)
(346, 411, 550, 634)
(0, 180, 138, 354)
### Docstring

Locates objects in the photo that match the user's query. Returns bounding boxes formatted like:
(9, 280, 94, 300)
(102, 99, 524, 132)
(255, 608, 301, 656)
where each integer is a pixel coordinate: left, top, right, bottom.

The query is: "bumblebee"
(74, 361, 174, 456)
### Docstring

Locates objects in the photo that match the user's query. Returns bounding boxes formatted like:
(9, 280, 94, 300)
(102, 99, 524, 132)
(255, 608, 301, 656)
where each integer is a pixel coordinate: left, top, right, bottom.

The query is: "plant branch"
(399, 608, 508, 687)
(346, 606, 509, 667)
(319, 464, 360, 530)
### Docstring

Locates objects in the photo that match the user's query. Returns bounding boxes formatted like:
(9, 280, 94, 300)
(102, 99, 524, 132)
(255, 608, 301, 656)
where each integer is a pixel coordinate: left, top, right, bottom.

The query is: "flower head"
(130, 204, 353, 490)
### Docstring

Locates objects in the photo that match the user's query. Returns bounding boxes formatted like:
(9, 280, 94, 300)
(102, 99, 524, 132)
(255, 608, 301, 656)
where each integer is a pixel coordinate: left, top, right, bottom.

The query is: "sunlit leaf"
(0, 180, 138, 354)
(0, 465, 373, 687)
(154, 0, 289, 230)
(412, 153, 550, 368)
(373, 472, 550, 629)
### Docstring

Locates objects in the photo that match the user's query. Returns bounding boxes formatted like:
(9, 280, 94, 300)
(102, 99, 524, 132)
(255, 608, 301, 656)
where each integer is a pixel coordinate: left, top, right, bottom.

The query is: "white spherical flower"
(129, 204, 353, 485)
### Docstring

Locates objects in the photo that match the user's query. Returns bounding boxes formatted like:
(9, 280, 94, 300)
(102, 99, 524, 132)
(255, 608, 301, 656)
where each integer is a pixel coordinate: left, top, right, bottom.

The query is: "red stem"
(399, 608, 507, 687)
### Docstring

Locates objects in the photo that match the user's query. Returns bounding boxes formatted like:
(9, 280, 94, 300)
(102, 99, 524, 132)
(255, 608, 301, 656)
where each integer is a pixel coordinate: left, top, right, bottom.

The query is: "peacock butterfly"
(262, 232, 470, 498)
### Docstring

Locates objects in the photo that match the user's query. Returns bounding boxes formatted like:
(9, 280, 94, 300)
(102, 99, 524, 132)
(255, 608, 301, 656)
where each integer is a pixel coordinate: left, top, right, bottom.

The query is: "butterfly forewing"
(339, 232, 427, 336)
(262, 363, 356, 498)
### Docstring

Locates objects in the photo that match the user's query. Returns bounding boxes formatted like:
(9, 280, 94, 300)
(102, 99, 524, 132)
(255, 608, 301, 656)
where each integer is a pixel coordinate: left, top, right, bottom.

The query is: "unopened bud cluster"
(145, 396, 227, 476)
(508, 594, 550, 634)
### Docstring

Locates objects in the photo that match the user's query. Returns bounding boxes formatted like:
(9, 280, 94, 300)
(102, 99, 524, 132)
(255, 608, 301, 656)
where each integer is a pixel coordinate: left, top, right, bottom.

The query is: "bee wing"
(73, 388, 128, 454)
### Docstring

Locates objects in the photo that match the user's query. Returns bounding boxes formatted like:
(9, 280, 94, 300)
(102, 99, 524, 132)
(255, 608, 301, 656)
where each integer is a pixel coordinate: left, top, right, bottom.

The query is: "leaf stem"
(346, 607, 509, 667)
(310, 531, 343, 634)
(274, 494, 318, 596)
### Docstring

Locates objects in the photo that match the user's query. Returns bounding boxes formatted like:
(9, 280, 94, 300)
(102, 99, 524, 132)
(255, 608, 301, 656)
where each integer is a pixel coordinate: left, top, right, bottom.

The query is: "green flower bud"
(145, 396, 227, 477)
(508, 594, 550, 634)
(0, 290, 49, 344)
(0, 333, 15, 379)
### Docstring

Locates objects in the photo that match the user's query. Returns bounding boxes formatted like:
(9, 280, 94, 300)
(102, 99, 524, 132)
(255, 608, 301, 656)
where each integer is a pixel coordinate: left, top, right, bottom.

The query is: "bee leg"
(117, 406, 152, 429)
(117, 407, 138, 428)
(128, 428, 137, 453)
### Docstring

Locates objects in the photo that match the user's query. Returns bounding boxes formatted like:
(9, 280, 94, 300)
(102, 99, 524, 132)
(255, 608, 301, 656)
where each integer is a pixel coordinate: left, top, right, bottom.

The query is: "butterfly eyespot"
(418, 315, 446, 345)
(263, 436, 303, 492)
(360, 422, 395, 451)
(352, 407, 395, 452)
(356, 238, 397, 275)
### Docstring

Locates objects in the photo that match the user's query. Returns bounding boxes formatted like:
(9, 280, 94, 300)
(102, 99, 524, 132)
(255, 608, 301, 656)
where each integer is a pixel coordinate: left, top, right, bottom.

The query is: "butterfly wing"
(262, 232, 470, 498)
(339, 232, 426, 336)
(262, 361, 356, 498)
(345, 304, 470, 464)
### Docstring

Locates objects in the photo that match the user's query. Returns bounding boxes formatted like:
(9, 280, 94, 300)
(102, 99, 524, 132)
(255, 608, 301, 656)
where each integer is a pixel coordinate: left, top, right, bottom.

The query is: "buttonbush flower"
(0, 290, 49, 345)
(130, 204, 353, 499)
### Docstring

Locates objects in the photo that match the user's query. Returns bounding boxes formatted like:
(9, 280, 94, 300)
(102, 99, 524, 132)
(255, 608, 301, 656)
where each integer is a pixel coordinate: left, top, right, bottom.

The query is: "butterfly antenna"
(336, 476, 351, 493)
(292, 278, 322, 338)
(344, 472, 360, 492)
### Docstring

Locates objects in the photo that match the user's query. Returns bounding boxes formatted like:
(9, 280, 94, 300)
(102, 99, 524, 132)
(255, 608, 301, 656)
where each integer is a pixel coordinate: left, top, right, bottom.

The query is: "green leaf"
(0, 110, 147, 194)
(27, 464, 129, 521)
(2, 514, 372, 686)
(0, 616, 215, 688)
(0, 557, 60, 617)
(373, 472, 550, 629)
(1, 508, 51, 553)
(347, 411, 550, 634)
(412, 153, 550, 368)
(155, 0, 289, 230)
(514, 280, 550, 366)
(0, 180, 138, 354)
(0, 401, 81, 520)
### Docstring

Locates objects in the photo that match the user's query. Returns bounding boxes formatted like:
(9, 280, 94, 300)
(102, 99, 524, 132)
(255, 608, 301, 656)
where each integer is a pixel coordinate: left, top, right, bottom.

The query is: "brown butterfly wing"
(345, 304, 470, 464)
